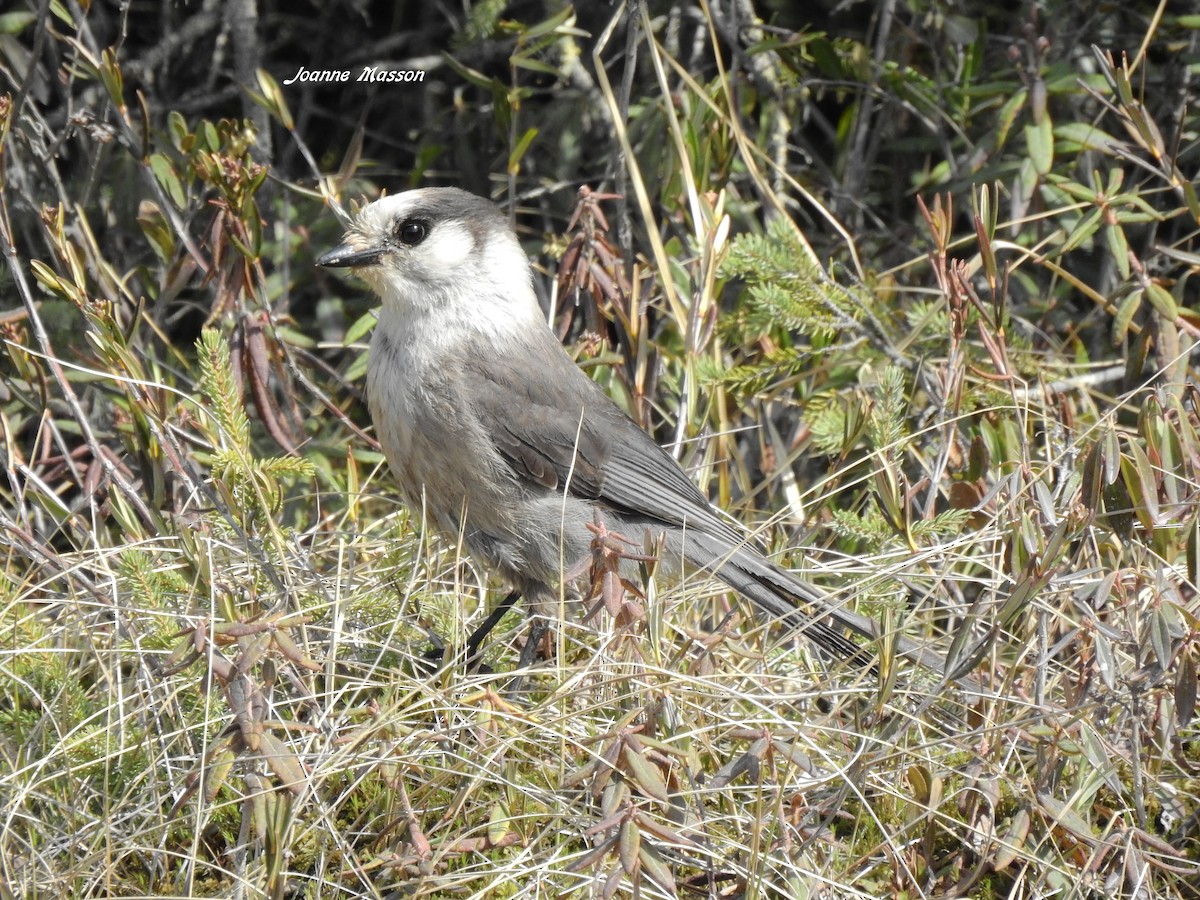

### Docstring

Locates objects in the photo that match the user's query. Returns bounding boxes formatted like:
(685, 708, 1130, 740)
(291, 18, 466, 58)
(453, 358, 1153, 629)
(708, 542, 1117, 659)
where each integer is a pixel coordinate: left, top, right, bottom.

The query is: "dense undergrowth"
(2, 2, 1199, 898)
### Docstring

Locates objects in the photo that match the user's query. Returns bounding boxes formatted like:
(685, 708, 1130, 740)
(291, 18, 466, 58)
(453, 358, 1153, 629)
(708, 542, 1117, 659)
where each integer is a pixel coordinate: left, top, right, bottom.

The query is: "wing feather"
(461, 341, 732, 537)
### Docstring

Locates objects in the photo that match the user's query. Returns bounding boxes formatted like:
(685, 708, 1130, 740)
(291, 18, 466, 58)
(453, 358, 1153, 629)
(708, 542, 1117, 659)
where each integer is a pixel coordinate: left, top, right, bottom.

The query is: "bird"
(316, 187, 944, 677)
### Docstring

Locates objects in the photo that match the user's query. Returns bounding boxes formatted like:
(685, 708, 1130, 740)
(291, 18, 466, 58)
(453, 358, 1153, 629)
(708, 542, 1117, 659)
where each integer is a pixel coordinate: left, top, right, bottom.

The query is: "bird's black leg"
(506, 615, 551, 694)
(420, 589, 522, 673)
(515, 616, 550, 670)
(463, 589, 523, 667)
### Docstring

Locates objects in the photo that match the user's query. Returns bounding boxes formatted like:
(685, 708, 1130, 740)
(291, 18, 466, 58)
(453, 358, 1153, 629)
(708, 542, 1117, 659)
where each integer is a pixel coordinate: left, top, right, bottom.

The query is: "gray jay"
(317, 187, 942, 674)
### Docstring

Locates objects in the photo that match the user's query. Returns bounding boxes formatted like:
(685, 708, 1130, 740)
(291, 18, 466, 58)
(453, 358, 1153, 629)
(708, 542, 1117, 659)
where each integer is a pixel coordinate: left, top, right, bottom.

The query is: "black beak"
(316, 243, 385, 268)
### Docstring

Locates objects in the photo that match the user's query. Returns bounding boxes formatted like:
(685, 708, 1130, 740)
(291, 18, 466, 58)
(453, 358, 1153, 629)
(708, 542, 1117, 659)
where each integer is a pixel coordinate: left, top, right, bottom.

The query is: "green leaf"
(486, 803, 511, 845)
(136, 200, 175, 262)
(510, 55, 562, 77)
(1105, 222, 1130, 279)
(1120, 439, 1160, 529)
(0, 12, 37, 33)
(992, 87, 1028, 152)
(99, 47, 124, 109)
(519, 4, 575, 41)
(168, 110, 190, 152)
(507, 127, 538, 176)
(1024, 114, 1054, 176)
(1060, 207, 1102, 254)
(623, 744, 670, 803)
(201, 120, 220, 152)
(442, 52, 497, 91)
(1183, 179, 1200, 224)
(344, 347, 370, 383)
(149, 153, 186, 208)
(343, 310, 378, 346)
(1012, 157, 1038, 223)
(1053, 122, 1123, 154)
(1112, 289, 1142, 342)
(1150, 606, 1173, 669)
(638, 841, 677, 894)
(1048, 178, 1098, 204)
(1036, 793, 1096, 842)
(1145, 282, 1178, 320)
(274, 325, 315, 349)
(254, 67, 294, 130)
(807, 36, 848, 79)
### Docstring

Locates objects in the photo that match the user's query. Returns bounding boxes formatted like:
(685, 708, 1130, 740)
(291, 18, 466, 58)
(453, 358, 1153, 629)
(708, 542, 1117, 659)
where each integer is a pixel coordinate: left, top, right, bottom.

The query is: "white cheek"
(480, 236, 535, 300)
(413, 230, 544, 346)
(467, 240, 546, 344)
(419, 223, 475, 279)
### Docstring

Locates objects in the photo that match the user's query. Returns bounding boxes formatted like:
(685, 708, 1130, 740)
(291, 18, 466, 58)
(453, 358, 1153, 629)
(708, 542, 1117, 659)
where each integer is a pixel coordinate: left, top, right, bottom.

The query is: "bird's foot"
(506, 617, 551, 695)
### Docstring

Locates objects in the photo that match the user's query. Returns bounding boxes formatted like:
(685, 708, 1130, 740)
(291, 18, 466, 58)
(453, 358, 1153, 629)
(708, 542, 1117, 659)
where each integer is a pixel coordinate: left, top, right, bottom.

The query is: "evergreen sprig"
(198, 329, 314, 521)
(722, 216, 863, 339)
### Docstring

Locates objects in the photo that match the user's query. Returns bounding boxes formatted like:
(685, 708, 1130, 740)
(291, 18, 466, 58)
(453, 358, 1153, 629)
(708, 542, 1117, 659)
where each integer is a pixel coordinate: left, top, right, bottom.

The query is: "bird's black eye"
(397, 219, 428, 246)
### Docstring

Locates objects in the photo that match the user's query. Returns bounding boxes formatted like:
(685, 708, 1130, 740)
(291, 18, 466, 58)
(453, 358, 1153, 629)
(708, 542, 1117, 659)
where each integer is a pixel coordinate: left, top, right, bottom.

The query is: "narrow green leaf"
(257, 731, 306, 793)
(995, 807, 1030, 872)
(623, 745, 670, 803)
(1183, 179, 1200, 224)
(638, 842, 677, 895)
(1150, 606, 1173, 669)
(1053, 122, 1123, 154)
(136, 200, 175, 262)
(1177, 649, 1197, 727)
(1189, 516, 1200, 588)
(1025, 114, 1054, 176)
(519, 4, 575, 41)
(1078, 723, 1121, 794)
(168, 110, 190, 152)
(1012, 157, 1037, 223)
(997, 568, 1051, 626)
(149, 153, 186, 208)
(99, 47, 124, 109)
(344, 348, 370, 382)
(343, 309, 378, 345)
(618, 817, 639, 874)
(992, 87, 1028, 152)
(255, 67, 294, 130)
(1037, 792, 1096, 842)
(1112, 289, 1141, 344)
(487, 803, 511, 845)
(1095, 629, 1116, 689)
(1102, 426, 1122, 486)
(507, 126, 538, 176)
(1121, 440, 1160, 528)
(1105, 222, 1130, 279)
(1060, 207, 1102, 254)
(1145, 282, 1178, 320)
(442, 51, 497, 91)
(0, 12, 37, 33)
(201, 120, 220, 152)
(510, 56, 562, 76)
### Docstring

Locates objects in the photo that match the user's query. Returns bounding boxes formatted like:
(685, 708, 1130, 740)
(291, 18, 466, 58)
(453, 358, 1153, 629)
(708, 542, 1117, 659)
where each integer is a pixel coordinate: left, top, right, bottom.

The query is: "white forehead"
(353, 190, 441, 232)
(352, 188, 503, 235)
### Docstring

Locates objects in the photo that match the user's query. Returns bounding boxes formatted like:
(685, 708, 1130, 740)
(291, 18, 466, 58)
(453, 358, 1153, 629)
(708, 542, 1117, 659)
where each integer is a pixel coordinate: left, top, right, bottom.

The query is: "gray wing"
(460, 337, 734, 537)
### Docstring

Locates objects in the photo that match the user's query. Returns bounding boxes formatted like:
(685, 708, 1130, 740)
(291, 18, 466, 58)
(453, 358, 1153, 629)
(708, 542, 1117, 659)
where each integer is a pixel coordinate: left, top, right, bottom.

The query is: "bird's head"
(317, 188, 540, 333)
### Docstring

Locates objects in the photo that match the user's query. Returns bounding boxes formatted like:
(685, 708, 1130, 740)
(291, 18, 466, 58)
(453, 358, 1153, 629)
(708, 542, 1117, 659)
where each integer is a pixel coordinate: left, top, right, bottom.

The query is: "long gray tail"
(679, 530, 947, 676)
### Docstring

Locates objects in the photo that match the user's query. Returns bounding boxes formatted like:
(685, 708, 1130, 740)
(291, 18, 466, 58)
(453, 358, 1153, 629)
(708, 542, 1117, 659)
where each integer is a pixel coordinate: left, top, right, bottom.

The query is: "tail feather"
(679, 530, 948, 677)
